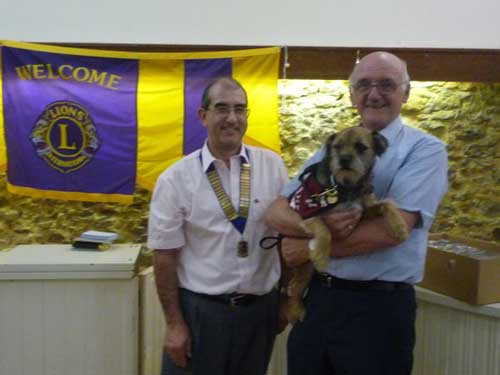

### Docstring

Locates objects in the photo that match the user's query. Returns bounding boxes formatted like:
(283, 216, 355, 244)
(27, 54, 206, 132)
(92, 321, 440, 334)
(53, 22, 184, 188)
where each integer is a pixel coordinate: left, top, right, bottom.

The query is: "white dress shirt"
(148, 143, 289, 295)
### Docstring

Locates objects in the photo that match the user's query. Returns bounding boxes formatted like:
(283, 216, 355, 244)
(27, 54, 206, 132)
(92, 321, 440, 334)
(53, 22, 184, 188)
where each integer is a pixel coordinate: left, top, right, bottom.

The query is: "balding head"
(201, 77, 248, 109)
(348, 52, 411, 131)
(350, 52, 410, 92)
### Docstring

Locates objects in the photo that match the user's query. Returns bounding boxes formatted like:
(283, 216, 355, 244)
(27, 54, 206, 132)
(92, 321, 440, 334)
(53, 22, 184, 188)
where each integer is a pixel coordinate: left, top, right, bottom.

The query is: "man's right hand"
(265, 197, 310, 237)
(281, 237, 310, 267)
(165, 321, 192, 368)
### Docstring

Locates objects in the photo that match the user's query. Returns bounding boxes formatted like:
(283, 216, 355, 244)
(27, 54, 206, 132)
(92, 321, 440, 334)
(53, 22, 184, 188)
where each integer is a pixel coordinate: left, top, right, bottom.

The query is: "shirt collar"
(200, 142, 250, 172)
(378, 117, 403, 146)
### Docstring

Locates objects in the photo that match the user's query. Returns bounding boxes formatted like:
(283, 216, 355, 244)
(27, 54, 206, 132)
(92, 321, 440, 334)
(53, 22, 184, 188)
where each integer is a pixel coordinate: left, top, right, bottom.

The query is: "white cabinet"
(0, 244, 141, 375)
(413, 287, 500, 375)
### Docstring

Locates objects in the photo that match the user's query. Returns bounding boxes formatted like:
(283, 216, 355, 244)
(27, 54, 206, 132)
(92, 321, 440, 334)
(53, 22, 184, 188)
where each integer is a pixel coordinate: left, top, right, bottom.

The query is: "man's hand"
(322, 209, 362, 240)
(165, 321, 192, 368)
(281, 237, 310, 267)
(154, 250, 192, 368)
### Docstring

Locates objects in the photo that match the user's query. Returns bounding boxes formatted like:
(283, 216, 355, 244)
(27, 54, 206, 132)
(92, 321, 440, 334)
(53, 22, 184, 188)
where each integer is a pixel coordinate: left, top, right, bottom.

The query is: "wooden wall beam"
(54, 43, 500, 82)
(285, 47, 500, 82)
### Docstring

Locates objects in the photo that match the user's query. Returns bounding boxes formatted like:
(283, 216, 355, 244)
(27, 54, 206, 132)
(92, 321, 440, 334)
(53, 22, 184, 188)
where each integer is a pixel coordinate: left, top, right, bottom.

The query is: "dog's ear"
(316, 157, 331, 187)
(324, 132, 337, 159)
(372, 131, 388, 156)
(326, 132, 337, 144)
(325, 133, 337, 159)
(315, 132, 337, 186)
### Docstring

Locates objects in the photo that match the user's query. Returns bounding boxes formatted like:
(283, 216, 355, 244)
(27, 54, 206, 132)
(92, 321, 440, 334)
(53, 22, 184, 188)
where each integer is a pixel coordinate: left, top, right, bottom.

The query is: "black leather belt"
(194, 291, 261, 307)
(315, 273, 412, 292)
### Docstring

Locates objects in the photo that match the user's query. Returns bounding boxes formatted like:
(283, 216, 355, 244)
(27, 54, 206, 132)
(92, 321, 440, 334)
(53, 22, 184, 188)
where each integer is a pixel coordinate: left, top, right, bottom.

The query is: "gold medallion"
(204, 153, 252, 258)
(238, 240, 249, 258)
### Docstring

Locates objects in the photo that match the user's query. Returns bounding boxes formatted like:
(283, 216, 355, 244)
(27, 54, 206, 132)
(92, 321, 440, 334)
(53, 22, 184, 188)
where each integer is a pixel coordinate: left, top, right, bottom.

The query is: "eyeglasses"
(206, 104, 250, 118)
(351, 79, 407, 95)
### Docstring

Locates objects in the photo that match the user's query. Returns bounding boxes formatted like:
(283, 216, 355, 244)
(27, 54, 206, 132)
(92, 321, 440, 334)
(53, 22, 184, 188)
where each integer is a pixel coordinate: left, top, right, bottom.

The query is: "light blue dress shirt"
(283, 117, 448, 283)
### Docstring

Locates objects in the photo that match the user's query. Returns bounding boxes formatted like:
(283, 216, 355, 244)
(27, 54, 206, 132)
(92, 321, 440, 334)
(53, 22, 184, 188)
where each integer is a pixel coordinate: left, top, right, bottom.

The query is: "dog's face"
(319, 127, 388, 188)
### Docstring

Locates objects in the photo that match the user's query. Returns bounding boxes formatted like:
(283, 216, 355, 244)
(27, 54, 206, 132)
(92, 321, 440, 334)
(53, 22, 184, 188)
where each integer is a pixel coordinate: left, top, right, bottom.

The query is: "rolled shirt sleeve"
(386, 137, 448, 230)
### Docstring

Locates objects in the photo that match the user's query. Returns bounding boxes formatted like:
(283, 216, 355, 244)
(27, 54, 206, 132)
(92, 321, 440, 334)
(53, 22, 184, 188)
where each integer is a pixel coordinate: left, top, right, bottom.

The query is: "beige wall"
(3, 0, 499, 48)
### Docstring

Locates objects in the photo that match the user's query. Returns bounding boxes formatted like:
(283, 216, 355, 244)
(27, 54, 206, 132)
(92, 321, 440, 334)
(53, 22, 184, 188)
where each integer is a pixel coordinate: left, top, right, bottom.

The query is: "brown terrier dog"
(287, 126, 409, 322)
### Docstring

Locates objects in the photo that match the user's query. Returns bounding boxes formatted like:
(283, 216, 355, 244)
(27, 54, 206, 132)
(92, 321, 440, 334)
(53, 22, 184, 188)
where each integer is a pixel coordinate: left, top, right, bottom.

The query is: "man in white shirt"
(148, 77, 289, 375)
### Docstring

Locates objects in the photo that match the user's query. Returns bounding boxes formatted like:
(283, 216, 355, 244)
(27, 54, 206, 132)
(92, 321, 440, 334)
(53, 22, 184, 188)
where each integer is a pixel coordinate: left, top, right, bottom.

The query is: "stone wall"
(279, 80, 500, 243)
(0, 80, 499, 249)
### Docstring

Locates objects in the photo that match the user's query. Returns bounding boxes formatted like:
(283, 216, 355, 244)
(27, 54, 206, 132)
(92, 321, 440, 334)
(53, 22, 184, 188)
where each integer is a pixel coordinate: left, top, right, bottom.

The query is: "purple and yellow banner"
(0, 41, 281, 203)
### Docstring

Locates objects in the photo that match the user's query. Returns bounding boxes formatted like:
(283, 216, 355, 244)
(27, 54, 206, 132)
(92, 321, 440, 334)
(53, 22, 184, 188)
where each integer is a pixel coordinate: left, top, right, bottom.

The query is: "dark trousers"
(162, 288, 279, 375)
(287, 275, 417, 375)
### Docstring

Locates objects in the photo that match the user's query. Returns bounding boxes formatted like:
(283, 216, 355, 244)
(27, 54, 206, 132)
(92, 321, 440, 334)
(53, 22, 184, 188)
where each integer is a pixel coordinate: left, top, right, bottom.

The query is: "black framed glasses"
(207, 104, 249, 118)
(352, 79, 407, 95)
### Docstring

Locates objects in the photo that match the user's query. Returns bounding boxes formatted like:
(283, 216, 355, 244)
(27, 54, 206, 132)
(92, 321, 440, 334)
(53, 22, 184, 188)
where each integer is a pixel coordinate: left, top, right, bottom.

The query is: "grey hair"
(349, 52, 411, 92)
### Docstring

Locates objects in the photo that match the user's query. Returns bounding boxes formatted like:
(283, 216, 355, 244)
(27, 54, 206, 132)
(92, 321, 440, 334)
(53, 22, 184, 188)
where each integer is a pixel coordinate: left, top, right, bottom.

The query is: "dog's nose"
(339, 155, 352, 168)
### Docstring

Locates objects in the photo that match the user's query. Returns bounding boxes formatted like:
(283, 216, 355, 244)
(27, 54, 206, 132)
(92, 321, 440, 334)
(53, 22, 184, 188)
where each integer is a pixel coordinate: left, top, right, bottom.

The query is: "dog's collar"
(289, 173, 339, 219)
(310, 185, 339, 205)
(290, 164, 375, 219)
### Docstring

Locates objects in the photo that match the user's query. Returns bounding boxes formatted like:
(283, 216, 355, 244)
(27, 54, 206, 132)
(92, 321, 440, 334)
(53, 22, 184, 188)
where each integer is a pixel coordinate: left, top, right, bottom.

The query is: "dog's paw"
(380, 201, 409, 241)
(301, 218, 331, 272)
(390, 222, 409, 242)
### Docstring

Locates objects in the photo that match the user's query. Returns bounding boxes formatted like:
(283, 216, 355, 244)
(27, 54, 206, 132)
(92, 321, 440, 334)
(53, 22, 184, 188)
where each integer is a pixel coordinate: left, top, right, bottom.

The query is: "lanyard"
(200, 149, 251, 235)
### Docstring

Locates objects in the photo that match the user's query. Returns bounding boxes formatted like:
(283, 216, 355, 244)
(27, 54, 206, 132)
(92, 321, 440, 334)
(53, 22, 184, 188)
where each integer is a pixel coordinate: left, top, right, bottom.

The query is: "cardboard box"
(419, 234, 500, 305)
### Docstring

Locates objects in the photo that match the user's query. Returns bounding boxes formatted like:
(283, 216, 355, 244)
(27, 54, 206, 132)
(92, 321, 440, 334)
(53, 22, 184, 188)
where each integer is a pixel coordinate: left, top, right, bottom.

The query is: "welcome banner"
(0, 41, 281, 203)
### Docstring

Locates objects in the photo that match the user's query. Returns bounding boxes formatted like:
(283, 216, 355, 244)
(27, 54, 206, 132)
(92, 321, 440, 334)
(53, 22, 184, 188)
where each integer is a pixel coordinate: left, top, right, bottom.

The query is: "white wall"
(2, 0, 499, 49)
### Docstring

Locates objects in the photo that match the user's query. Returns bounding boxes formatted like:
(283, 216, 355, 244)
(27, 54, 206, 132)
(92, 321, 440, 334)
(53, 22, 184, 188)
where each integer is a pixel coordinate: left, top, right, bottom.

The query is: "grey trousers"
(161, 288, 279, 375)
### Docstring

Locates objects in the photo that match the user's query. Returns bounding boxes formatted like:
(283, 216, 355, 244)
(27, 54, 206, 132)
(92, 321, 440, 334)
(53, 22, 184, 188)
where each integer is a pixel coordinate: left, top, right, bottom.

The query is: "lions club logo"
(30, 101, 100, 173)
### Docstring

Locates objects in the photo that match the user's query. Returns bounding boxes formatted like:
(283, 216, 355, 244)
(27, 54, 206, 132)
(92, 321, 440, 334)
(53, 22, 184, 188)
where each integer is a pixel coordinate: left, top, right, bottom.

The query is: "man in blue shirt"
(265, 51, 448, 375)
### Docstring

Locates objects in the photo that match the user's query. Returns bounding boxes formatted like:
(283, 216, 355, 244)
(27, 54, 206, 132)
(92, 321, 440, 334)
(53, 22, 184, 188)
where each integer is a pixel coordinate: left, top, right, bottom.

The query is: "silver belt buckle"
(229, 294, 247, 307)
